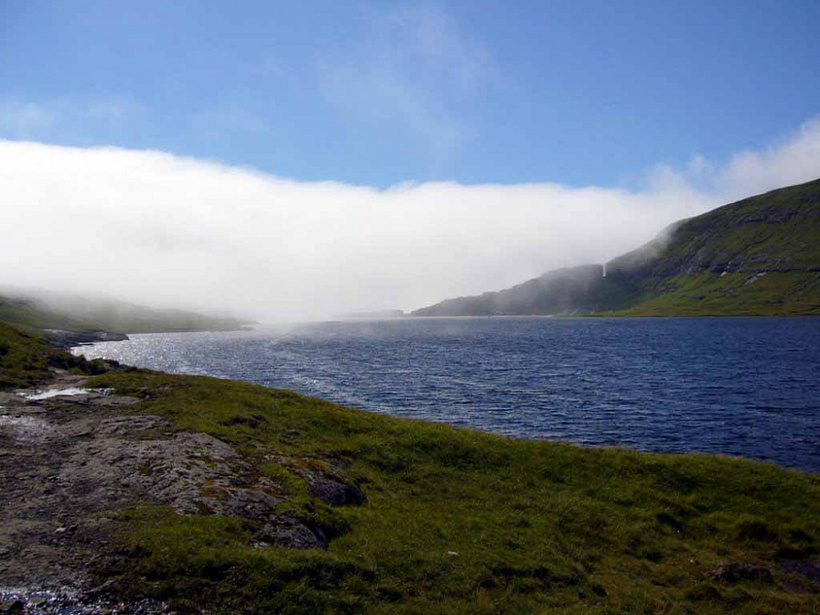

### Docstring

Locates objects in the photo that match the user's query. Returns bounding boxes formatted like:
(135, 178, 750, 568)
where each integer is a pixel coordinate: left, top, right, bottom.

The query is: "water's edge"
(74, 317, 820, 472)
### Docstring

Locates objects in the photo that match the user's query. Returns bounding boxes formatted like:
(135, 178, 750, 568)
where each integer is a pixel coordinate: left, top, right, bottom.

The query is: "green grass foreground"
(82, 370, 820, 614)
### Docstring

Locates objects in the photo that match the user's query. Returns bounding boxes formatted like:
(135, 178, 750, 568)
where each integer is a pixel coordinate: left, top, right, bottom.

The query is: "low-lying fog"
(2, 118, 819, 321)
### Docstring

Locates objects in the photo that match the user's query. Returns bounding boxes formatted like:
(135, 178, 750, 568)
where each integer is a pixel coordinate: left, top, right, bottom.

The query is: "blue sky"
(2, 0, 818, 189)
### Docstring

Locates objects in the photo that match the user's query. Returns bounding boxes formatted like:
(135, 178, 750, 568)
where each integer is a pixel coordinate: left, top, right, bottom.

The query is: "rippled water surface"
(76, 317, 820, 472)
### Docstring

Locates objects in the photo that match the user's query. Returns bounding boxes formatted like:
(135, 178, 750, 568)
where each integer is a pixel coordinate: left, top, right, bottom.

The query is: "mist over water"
(76, 317, 820, 473)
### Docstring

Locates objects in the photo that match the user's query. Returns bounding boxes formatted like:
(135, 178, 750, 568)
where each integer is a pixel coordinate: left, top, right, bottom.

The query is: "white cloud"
(718, 118, 820, 197)
(1, 117, 819, 321)
(316, 4, 495, 159)
(648, 117, 820, 203)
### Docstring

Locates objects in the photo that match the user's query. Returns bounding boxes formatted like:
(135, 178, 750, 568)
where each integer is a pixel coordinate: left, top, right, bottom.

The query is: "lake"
(74, 317, 820, 472)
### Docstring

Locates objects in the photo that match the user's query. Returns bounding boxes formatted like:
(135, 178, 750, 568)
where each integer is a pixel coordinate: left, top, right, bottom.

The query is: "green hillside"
(0, 291, 249, 335)
(0, 321, 106, 388)
(0, 295, 88, 331)
(608, 179, 820, 315)
(412, 178, 820, 317)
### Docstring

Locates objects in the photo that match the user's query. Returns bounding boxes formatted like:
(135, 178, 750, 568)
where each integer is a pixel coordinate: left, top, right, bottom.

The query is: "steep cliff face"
(413, 178, 820, 316)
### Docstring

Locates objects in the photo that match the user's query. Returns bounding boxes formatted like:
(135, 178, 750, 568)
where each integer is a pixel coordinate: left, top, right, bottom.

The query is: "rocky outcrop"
(44, 329, 128, 348)
(274, 455, 367, 507)
(0, 371, 366, 610)
(712, 562, 774, 584)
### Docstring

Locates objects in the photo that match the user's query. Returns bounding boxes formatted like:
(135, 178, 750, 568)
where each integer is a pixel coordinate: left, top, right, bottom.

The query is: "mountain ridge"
(0, 289, 250, 338)
(413, 178, 820, 317)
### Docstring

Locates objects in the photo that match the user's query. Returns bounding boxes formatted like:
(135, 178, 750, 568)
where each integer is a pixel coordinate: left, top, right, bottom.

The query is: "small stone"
(712, 562, 773, 584)
(55, 526, 67, 533)
(446, 551, 459, 558)
(305, 472, 367, 507)
(591, 583, 608, 597)
(257, 519, 327, 549)
(0, 599, 24, 614)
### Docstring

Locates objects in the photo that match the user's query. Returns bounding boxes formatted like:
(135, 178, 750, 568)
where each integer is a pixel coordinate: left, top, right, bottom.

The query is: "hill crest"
(413, 178, 820, 317)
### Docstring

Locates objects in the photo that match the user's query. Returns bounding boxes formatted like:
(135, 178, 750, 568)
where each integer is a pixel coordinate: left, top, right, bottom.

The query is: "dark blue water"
(75, 317, 820, 472)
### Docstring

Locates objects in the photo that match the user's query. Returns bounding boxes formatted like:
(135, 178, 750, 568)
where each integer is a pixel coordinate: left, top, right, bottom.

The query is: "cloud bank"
(1, 118, 819, 321)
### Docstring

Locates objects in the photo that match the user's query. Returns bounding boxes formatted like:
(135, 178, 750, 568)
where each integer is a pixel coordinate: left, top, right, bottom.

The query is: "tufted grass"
(85, 370, 820, 614)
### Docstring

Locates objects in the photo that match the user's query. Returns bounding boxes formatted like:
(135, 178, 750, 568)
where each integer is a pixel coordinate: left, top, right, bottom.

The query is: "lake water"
(74, 317, 820, 473)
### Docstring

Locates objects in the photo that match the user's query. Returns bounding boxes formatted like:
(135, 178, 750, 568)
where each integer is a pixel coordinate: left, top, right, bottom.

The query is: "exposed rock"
(0, 588, 168, 614)
(274, 456, 366, 507)
(1, 371, 364, 602)
(305, 472, 366, 506)
(779, 558, 820, 594)
(712, 562, 774, 584)
(44, 329, 129, 349)
(257, 517, 328, 549)
(0, 599, 24, 614)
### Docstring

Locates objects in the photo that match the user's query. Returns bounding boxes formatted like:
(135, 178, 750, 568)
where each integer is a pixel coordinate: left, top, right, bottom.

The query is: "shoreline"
(70, 322, 820, 475)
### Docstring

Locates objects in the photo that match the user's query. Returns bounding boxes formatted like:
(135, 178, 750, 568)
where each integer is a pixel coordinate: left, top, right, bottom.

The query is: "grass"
(615, 272, 820, 317)
(83, 370, 820, 614)
(608, 179, 820, 317)
(0, 320, 108, 388)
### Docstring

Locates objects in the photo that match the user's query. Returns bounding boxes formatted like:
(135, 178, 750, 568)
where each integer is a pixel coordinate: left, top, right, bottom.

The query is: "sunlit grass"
(88, 371, 820, 614)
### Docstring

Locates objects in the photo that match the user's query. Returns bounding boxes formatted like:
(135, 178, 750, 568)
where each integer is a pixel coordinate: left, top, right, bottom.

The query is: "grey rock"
(273, 456, 366, 507)
(712, 562, 774, 584)
(258, 518, 328, 549)
(0, 370, 362, 607)
(0, 599, 23, 614)
(306, 473, 366, 507)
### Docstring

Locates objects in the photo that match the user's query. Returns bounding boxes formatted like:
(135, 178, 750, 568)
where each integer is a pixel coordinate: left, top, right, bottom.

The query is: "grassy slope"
(0, 296, 88, 332)
(0, 292, 247, 334)
(610, 179, 820, 316)
(0, 321, 107, 388)
(85, 370, 820, 615)
(615, 272, 820, 316)
(414, 179, 820, 317)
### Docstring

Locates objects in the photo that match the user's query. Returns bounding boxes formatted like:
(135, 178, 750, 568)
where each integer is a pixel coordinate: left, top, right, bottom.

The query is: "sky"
(1, 1, 819, 320)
